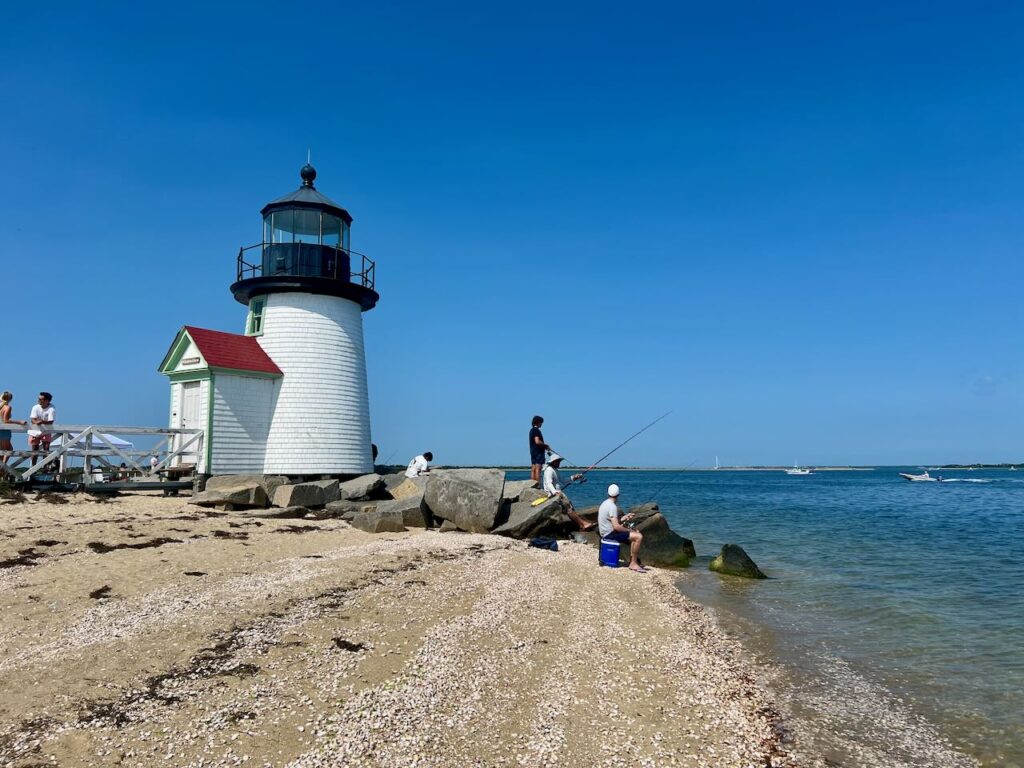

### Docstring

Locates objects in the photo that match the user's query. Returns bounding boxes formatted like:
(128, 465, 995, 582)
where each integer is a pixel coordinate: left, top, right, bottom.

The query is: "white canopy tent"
(52, 433, 135, 455)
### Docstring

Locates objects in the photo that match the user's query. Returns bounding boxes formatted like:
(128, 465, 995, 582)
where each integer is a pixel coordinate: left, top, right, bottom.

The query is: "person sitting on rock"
(543, 454, 594, 531)
(597, 484, 646, 572)
(405, 451, 433, 478)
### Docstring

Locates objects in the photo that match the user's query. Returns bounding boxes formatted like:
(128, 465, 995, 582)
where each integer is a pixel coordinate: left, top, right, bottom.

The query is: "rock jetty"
(189, 469, 700, 566)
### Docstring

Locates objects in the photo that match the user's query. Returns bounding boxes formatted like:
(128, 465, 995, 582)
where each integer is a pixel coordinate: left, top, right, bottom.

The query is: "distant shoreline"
(439, 466, 880, 472)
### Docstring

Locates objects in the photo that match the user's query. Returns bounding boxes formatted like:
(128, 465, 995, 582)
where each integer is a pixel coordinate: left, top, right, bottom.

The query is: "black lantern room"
(231, 164, 378, 311)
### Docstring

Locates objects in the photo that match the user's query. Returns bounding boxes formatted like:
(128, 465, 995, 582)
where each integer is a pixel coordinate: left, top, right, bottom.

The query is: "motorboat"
(899, 471, 939, 482)
(785, 464, 813, 475)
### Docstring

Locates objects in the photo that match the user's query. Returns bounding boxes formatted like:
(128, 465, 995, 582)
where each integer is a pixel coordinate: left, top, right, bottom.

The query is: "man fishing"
(598, 484, 646, 573)
(542, 454, 595, 531)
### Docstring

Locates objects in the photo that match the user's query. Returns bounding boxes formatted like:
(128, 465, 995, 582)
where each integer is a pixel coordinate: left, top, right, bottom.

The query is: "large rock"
(382, 472, 410, 491)
(389, 477, 426, 501)
(350, 505, 405, 534)
(273, 482, 325, 509)
(308, 479, 340, 504)
(241, 506, 311, 519)
(631, 512, 693, 568)
(628, 503, 695, 557)
(205, 474, 287, 501)
(710, 544, 766, 579)
(502, 479, 539, 502)
(190, 482, 268, 510)
(340, 473, 386, 501)
(424, 469, 505, 534)
(323, 499, 377, 522)
(492, 495, 566, 539)
(375, 496, 429, 528)
(518, 487, 548, 504)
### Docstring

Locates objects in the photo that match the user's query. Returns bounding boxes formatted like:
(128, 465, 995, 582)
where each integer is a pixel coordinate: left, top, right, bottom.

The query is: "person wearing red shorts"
(27, 392, 56, 466)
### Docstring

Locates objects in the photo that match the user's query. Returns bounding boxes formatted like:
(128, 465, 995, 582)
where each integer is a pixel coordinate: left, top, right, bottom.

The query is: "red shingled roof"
(184, 326, 282, 374)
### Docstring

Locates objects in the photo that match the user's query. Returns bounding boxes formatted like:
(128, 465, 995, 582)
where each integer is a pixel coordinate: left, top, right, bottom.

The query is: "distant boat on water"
(714, 456, 720, 470)
(900, 471, 940, 482)
(785, 463, 813, 476)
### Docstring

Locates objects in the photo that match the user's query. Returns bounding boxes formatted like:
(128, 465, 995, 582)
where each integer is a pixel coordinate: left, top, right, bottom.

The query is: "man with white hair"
(597, 484, 646, 572)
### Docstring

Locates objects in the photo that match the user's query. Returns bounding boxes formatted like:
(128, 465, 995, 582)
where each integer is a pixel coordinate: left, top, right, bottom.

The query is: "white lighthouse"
(160, 164, 379, 476)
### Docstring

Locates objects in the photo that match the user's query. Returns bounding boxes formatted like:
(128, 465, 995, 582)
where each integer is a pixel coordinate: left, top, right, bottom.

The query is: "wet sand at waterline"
(0, 493, 787, 767)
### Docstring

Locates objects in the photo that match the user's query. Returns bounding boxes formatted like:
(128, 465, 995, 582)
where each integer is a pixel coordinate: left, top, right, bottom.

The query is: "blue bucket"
(599, 538, 621, 568)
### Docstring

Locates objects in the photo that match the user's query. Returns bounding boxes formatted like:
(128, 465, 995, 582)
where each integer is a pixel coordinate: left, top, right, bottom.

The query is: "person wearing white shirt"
(542, 454, 595, 531)
(597, 483, 646, 573)
(27, 391, 56, 467)
(405, 451, 433, 478)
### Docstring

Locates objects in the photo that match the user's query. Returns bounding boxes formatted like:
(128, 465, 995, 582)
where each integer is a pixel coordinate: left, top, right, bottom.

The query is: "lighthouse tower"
(229, 163, 379, 475)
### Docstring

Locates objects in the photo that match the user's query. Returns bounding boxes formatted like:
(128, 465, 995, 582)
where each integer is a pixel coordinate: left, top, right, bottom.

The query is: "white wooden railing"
(0, 424, 204, 484)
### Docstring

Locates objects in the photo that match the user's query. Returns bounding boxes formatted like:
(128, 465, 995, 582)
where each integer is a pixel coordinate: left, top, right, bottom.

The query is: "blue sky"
(1, 1, 1021, 466)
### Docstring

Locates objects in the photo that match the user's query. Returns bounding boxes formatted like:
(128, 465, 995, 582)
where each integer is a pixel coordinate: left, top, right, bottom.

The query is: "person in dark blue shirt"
(529, 415, 549, 482)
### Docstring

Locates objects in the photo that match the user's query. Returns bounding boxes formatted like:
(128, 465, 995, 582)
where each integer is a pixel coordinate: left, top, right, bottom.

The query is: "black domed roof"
(260, 164, 352, 223)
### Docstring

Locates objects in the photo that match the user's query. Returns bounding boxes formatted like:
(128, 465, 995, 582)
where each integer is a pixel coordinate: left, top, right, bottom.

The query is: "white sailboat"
(714, 456, 720, 470)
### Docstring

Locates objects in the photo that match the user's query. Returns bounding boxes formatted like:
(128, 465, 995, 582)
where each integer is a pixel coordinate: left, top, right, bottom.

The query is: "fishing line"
(640, 459, 697, 505)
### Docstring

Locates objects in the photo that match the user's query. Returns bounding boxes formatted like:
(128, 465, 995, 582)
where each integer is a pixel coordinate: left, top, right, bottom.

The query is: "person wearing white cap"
(597, 483, 646, 572)
(542, 454, 595, 531)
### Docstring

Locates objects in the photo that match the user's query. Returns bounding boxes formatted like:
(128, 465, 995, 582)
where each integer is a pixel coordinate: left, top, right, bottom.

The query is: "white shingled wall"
(257, 292, 372, 474)
(210, 375, 276, 475)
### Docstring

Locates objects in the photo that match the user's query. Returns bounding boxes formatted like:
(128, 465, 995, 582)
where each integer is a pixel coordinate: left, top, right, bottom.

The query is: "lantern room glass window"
(262, 209, 349, 250)
(321, 214, 341, 248)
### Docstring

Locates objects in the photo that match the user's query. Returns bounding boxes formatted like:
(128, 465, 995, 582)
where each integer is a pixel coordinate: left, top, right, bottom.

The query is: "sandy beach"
(0, 491, 791, 767)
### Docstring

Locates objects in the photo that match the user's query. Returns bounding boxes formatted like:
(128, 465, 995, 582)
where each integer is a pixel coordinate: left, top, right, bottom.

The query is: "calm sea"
(509, 467, 1024, 768)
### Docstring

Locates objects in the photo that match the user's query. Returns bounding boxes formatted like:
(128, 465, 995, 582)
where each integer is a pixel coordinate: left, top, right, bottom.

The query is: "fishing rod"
(568, 410, 673, 486)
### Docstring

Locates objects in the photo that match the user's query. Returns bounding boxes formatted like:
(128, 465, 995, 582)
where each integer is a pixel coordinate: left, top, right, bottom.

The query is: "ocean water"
(509, 468, 1024, 767)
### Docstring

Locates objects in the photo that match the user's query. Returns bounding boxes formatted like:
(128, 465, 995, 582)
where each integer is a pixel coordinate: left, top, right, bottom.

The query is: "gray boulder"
(240, 506, 311, 519)
(350, 505, 406, 534)
(438, 520, 462, 533)
(205, 474, 288, 501)
(190, 482, 268, 510)
(631, 512, 693, 568)
(273, 482, 325, 509)
(308, 479, 340, 504)
(340, 473, 386, 501)
(518, 487, 548, 504)
(492, 495, 566, 539)
(382, 472, 410, 491)
(375, 496, 429, 528)
(710, 544, 766, 579)
(502, 479, 539, 502)
(424, 469, 505, 534)
(323, 499, 377, 522)
(389, 476, 427, 501)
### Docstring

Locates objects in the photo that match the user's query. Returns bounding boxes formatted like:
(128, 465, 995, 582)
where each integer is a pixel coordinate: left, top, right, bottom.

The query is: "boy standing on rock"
(529, 415, 549, 482)
(598, 484, 646, 573)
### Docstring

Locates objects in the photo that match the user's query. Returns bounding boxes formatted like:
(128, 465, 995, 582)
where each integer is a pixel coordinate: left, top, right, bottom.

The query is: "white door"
(177, 382, 202, 466)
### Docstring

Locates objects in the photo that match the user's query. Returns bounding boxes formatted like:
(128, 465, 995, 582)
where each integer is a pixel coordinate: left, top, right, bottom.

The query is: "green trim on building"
(209, 366, 281, 379)
(158, 328, 195, 373)
(166, 370, 213, 384)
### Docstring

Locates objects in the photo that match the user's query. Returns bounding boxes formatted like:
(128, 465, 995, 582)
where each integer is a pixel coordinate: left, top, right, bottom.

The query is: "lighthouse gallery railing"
(236, 242, 375, 291)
